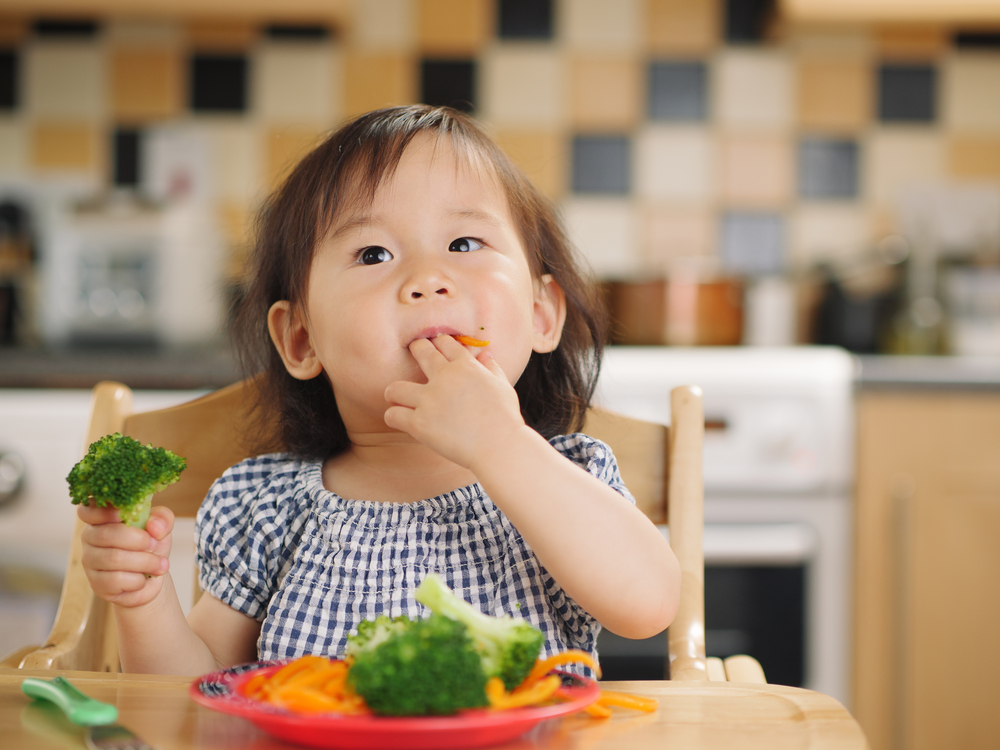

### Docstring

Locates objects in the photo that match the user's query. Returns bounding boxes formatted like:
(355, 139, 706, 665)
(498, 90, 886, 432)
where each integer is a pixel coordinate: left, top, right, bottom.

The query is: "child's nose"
(402, 265, 455, 301)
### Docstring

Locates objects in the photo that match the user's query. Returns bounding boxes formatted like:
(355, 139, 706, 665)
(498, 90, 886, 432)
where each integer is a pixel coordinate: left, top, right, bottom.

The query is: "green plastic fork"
(21, 676, 119, 726)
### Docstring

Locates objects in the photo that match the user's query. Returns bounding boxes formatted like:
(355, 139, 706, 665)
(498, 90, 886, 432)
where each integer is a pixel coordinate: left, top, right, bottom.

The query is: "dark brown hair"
(232, 105, 607, 460)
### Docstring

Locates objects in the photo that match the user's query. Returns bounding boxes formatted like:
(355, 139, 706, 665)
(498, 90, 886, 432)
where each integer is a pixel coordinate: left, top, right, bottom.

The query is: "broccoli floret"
(415, 573, 544, 690)
(67, 433, 186, 529)
(347, 613, 488, 716)
(344, 614, 412, 659)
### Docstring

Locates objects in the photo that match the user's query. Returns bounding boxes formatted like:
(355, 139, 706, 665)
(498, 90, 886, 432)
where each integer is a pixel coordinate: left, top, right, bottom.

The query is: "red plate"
(190, 660, 600, 750)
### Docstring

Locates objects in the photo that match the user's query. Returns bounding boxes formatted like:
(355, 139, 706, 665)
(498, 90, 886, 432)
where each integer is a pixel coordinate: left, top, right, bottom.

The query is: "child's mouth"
(408, 327, 489, 347)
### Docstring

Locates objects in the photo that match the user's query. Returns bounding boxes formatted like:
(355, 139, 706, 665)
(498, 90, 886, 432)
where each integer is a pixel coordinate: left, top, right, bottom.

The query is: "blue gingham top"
(194, 433, 633, 670)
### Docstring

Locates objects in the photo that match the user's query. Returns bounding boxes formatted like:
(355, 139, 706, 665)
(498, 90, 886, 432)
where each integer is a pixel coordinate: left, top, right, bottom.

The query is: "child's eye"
(449, 237, 483, 253)
(358, 246, 393, 265)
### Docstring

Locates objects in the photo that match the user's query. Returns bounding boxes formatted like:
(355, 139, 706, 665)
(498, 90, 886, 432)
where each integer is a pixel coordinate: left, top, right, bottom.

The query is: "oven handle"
(659, 523, 818, 565)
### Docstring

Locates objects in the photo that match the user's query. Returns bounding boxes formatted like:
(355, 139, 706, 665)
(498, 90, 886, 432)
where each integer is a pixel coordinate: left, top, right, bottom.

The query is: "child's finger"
(384, 380, 422, 407)
(77, 503, 123, 525)
(431, 334, 476, 359)
(476, 351, 508, 380)
(82, 521, 155, 552)
(83, 545, 169, 577)
(145, 506, 175, 541)
(408, 337, 450, 374)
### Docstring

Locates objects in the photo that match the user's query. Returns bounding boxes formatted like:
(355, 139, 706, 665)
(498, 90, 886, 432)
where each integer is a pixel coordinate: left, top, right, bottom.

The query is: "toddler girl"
(78, 105, 680, 675)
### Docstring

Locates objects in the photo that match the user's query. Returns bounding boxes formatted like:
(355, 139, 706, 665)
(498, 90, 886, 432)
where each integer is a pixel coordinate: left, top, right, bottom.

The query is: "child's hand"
(384, 335, 526, 469)
(77, 504, 173, 609)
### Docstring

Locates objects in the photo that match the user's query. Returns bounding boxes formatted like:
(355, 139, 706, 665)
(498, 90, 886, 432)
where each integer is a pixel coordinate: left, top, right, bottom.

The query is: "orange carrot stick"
(486, 675, 562, 710)
(454, 335, 490, 346)
(595, 690, 658, 712)
(521, 650, 601, 688)
(585, 701, 613, 718)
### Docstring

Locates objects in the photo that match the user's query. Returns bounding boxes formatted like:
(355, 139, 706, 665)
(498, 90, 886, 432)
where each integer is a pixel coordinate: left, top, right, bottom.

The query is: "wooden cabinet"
(853, 391, 1000, 750)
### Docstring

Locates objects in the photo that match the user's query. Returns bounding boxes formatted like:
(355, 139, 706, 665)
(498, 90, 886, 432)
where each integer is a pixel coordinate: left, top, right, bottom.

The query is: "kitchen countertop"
(0, 344, 242, 390)
(3, 345, 1000, 391)
(855, 354, 1000, 389)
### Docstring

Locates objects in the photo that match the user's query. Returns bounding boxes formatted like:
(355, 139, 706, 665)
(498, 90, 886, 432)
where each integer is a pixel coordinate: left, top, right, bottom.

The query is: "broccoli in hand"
(67, 433, 186, 528)
(347, 613, 489, 716)
(415, 573, 544, 691)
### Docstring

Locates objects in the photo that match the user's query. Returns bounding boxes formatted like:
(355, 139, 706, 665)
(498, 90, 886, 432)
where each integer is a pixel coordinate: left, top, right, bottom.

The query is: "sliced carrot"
(454, 335, 490, 347)
(595, 690, 658, 712)
(521, 650, 601, 688)
(486, 675, 561, 710)
(584, 701, 613, 719)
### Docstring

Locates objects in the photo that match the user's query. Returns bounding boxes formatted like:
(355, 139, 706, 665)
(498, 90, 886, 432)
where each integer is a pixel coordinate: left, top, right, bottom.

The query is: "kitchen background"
(2, 3, 1000, 750)
(0, 0, 999, 356)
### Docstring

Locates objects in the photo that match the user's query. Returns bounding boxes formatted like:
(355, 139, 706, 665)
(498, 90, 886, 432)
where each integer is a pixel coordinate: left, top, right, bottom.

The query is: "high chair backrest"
(15, 379, 709, 680)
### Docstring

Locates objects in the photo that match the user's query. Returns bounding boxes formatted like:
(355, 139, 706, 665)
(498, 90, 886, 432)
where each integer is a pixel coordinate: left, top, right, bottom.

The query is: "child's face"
(269, 134, 565, 431)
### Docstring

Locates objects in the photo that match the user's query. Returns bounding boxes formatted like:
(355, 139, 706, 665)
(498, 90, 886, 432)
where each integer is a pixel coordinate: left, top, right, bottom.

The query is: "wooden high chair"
(4, 380, 764, 684)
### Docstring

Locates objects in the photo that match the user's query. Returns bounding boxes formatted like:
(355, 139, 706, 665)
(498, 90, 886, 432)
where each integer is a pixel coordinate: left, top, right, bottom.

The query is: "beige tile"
(719, 134, 793, 207)
(256, 43, 336, 124)
(186, 21, 256, 51)
(266, 126, 327, 189)
(797, 56, 871, 132)
(418, 0, 491, 55)
(25, 42, 105, 120)
(217, 200, 254, 277)
(202, 120, 262, 203)
(790, 205, 873, 266)
(30, 122, 99, 171)
(110, 48, 183, 123)
(876, 25, 948, 59)
(948, 136, 1000, 185)
(788, 29, 874, 56)
(494, 130, 565, 199)
(105, 20, 182, 45)
(635, 126, 714, 201)
(562, 198, 640, 277)
(352, 0, 416, 50)
(647, 0, 719, 54)
(562, 0, 643, 53)
(715, 50, 793, 130)
(943, 55, 1000, 133)
(481, 46, 564, 128)
(569, 56, 642, 130)
(344, 52, 416, 117)
(0, 118, 26, 173)
(642, 206, 715, 271)
(866, 130, 944, 205)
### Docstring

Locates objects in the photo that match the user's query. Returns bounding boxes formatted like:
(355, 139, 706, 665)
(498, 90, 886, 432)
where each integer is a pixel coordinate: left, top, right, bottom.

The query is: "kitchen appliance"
(594, 346, 855, 707)
(38, 196, 226, 347)
(0, 389, 203, 660)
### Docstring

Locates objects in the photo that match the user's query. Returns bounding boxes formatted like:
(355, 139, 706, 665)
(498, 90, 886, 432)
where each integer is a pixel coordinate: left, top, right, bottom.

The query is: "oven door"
(597, 523, 818, 688)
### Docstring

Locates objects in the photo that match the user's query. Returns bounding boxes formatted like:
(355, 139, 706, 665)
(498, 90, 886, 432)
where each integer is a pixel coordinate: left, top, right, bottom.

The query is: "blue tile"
(878, 64, 936, 122)
(798, 138, 859, 199)
(571, 135, 631, 195)
(648, 61, 707, 121)
(421, 59, 477, 113)
(721, 212, 785, 275)
(499, 0, 553, 40)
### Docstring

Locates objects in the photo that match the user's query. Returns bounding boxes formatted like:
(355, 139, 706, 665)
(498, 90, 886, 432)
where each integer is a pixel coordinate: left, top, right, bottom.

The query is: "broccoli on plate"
(415, 573, 544, 691)
(67, 432, 187, 529)
(344, 575, 545, 716)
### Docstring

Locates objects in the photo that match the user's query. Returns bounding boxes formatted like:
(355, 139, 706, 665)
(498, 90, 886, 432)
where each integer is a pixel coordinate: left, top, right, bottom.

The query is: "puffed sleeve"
(194, 454, 312, 621)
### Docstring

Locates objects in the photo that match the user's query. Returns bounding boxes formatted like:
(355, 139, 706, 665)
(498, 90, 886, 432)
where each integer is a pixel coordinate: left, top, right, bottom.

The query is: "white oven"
(593, 346, 856, 708)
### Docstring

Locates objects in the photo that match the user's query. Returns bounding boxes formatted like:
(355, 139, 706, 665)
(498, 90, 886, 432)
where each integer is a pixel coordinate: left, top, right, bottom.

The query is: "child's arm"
(78, 504, 260, 674)
(384, 337, 680, 639)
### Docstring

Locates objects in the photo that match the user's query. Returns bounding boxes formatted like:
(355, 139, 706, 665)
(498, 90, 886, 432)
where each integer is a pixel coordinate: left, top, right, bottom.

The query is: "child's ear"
(268, 301, 324, 380)
(532, 274, 566, 354)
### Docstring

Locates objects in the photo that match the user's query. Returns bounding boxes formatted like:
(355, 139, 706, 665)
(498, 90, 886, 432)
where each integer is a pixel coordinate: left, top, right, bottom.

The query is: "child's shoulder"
(208, 453, 316, 503)
(548, 432, 615, 468)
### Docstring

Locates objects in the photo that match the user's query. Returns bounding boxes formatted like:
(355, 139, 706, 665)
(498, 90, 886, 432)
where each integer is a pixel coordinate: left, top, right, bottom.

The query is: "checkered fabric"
(195, 433, 634, 673)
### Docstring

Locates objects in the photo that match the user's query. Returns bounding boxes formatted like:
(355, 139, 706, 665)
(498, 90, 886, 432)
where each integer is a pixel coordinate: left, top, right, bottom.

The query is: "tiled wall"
(2, 1, 1000, 282)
